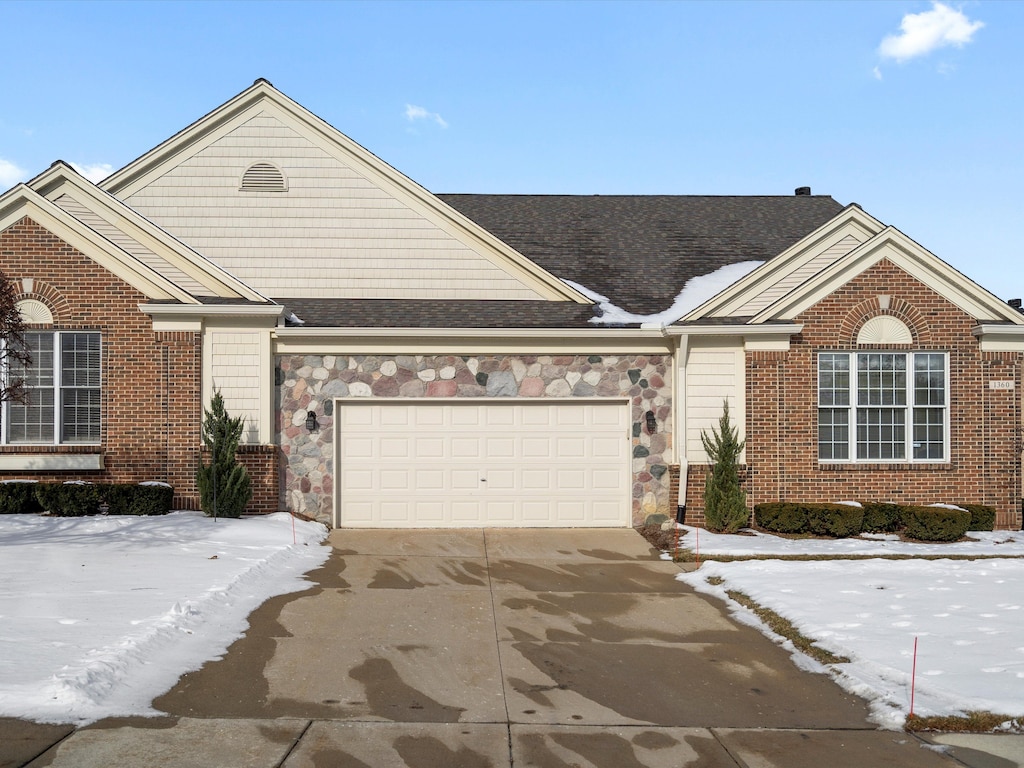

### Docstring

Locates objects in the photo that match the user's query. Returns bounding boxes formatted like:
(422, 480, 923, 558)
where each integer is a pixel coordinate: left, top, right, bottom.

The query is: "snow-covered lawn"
(675, 527, 1024, 729)
(0, 511, 328, 724)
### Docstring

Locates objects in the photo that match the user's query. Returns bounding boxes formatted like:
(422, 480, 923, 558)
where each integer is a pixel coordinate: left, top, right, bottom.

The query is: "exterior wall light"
(305, 410, 318, 432)
(645, 410, 657, 434)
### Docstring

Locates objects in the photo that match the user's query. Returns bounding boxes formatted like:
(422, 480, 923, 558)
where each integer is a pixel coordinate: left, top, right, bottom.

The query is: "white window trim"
(817, 350, 950, 464)
(2, 331, 102, 447)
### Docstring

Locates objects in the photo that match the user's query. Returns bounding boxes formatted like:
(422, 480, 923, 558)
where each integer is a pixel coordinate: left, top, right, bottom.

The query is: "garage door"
(336, 400, 630, 528)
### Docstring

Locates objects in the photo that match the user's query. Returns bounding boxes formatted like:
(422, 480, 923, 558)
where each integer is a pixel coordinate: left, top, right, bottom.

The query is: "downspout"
(675, 333, 689, 523)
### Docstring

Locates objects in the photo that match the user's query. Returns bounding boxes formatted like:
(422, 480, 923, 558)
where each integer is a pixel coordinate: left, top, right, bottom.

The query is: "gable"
(0, 186, 197, 303)
(102, 82, 586, 303)
(29, 163, 267, 302)
(756, 227, 1024, 325)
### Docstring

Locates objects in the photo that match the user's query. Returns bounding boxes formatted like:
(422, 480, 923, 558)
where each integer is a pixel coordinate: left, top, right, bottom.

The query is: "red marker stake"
(910, 636, 918, 718)
(291, 513, 297, 545)
(695, 526, 700, 566)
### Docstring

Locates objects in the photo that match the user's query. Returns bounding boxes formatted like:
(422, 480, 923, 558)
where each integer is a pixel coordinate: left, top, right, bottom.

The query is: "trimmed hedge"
(0, 481, 42, 514)
(903, 505, 971, 542)
(754, 503, 809, 534)
(807, 504, 864, 538)
(24, 482, 175, 517)
(957, 503, 996, 531)
(861, 502, 902, 533)
(101, 483, 174, 516)
(35, 482, 100, 517)
(754, 500, 989, 541)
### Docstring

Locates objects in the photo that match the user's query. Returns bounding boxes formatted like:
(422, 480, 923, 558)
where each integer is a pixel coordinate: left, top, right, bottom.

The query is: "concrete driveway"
(3, 529, 997, 767)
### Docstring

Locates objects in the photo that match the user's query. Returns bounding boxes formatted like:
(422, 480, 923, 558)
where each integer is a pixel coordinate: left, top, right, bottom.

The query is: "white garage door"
(337, 400, 630, 528)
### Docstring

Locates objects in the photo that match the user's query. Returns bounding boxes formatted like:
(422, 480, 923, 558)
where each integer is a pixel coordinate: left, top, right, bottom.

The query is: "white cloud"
(0, 158, 28, 189)
(879, 2, 984, 63)
(70, 162, 114, 183)
(404, 104, 448, 129)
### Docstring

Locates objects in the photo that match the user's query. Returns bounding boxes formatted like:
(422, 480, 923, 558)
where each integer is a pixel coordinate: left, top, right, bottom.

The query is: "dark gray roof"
(276, 299, 601, 328)
(439, 194, 845, 315)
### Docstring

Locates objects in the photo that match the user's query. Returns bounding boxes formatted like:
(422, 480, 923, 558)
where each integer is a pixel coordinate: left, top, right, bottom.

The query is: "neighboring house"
(0, 80, 1020, 529)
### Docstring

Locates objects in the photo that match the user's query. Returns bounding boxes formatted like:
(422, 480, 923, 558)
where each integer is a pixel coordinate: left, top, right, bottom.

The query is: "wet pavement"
(2, 528, 1019, 767)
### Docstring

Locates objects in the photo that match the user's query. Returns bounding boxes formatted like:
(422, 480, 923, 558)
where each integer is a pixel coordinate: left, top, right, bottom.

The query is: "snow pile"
(565, 260, 763, 327)
(0, 511, 328, 723)
(675, 529, 1024, 728)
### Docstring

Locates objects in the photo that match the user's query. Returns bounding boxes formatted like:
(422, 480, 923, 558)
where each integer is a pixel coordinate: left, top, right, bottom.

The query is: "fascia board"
(973, 325, 1024, 351)
(684, 206, 885, 322)
(753, 228, 1024, 324)
(272, 329, 673, 356)
(272, 326, 666, 339)
(139, 303, 284, 318)
(101, 82, 588, 305)
(0, 188, 197, 303)
(663, 323, 803, 337)
(31, 165, 268, 302)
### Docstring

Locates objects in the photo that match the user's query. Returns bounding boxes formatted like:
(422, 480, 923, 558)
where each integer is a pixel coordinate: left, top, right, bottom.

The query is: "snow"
(0, 511, 329, 724)
(673, 527, 1024, 728)
(565, 260, 763, 327)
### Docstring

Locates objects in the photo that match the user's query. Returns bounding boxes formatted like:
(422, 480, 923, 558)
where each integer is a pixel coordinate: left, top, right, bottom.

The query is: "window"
(4, 332, 101, 444)
(818, 351, 947, 462)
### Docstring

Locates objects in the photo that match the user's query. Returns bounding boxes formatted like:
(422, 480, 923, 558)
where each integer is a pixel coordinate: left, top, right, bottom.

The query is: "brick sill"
(0, 453, 104, 471)
(819, 462, 953, 472)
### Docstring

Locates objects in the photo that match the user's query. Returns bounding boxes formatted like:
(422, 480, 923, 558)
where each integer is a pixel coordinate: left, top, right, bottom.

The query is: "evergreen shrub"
(860, 502, 903, 533)
(957, 503, 996, 531)
(197, 391, 252, 518)
(0, 480, 41, 514)
(35, 482, 100, 517)
(700, 400, 747, 533)
(806, 503, 864, 538)
(754, 502, 808, 534)
(903, 505, 971, 542)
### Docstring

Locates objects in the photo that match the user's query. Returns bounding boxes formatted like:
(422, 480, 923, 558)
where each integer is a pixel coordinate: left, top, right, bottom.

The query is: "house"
(0, 79, 1021, 529)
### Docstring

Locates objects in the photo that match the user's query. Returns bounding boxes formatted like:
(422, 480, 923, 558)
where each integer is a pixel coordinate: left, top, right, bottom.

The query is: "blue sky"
(2, 1, 1021, 302)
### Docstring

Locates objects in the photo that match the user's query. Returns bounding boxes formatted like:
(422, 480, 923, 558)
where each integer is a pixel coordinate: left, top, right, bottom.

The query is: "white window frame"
(2, 331, 102, 446)
(817, 350, 949, 463)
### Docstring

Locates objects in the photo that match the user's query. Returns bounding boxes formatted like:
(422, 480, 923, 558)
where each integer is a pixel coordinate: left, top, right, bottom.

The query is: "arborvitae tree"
(196, 391, 251, 519)
(700, 399, 748, 533)
(0, 271, 31, 406)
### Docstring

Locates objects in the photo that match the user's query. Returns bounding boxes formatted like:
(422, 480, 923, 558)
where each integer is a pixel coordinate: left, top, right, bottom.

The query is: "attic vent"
(240, 163, 287, 192)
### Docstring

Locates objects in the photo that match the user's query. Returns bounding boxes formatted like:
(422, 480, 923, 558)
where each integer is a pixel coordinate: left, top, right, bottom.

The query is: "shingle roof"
(276, 299, 600, 328)
(439, 194, 845, 315)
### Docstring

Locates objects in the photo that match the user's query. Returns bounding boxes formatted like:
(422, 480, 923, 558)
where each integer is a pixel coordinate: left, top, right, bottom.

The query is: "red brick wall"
(686, 258, 1023, 530)
(0, 216, 279, 513)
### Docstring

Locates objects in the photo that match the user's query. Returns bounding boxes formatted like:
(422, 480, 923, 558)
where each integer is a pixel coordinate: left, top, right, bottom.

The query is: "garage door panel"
(338, 401, 630, 528)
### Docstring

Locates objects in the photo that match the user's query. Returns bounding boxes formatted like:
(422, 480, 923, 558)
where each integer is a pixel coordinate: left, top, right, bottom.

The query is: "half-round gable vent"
(16, 299, 53, 325)
(240, 163, 287, 192)
(857, 315, 913, 345)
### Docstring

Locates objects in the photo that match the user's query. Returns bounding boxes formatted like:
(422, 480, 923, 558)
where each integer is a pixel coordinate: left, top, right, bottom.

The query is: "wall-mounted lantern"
(645, 410, 657, 434)
(305, 410, 318, 432)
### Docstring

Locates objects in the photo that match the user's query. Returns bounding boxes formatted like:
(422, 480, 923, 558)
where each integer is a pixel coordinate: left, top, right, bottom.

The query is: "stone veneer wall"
(277, 354, 672, 525)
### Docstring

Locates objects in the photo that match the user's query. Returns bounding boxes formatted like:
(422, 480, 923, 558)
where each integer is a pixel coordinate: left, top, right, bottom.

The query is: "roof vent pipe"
(1009, 298, 1022, 311)
(794, 186, 811, 196)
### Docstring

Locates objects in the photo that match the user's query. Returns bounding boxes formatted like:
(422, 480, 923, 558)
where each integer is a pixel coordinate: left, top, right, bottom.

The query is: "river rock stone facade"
(277, 353, 673, 526)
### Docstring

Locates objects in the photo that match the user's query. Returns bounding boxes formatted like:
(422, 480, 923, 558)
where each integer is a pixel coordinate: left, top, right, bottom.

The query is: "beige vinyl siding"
(120, 112, 546, 300)
(731, 234, 863, 316)
(685, 339, 745, 463)
(211, 332, 261, 444)
(53, 194, 212, 297)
